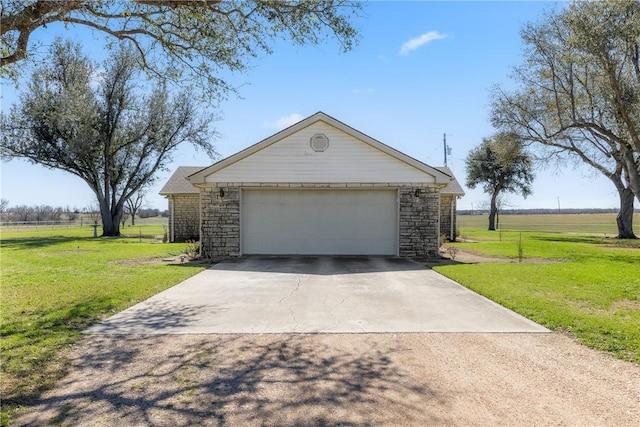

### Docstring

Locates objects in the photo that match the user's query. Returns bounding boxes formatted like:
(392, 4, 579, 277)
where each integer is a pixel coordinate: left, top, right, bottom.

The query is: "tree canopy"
(1, 40, 213, 236)
(490, 0, 639, 238)
(466, 133, 534, 230)
(1, 0, 361, 97)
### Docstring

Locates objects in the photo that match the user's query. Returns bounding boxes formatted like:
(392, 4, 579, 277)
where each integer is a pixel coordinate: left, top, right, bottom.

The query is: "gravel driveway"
(12, 333, 640, 426)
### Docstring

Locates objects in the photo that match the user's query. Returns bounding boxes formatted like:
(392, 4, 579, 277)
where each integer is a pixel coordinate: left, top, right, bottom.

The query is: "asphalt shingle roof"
(159, 166, 204, 195)
(435, 166, 465, 196)
(159, 165, 464, 196)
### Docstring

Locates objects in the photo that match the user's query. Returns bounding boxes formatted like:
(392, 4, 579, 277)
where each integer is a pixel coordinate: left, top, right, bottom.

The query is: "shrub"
(185, 240, 200, 259)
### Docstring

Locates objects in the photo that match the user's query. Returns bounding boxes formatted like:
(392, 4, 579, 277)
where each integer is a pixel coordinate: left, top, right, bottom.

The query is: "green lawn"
(436, 226, 640, 364)
(0, 226, 207, 423)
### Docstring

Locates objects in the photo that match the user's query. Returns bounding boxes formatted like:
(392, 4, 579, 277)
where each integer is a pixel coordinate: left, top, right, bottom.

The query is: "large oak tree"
(491, 0, 640, 238)
(1, 40, 214, 236)
(1, 0, 361, 97)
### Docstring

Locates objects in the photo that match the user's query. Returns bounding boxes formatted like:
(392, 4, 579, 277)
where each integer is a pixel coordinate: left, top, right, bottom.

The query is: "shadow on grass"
(533, 234, 638, 246)
(532, 235, 639, 264)
(0, 235, 162, 251)
(12, 335, 445, 426)
(1, 296, 115, 410)
(0, 236, 90, 250)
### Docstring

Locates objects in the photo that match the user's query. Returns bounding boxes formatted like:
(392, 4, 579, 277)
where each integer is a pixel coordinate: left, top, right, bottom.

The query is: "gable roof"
(435, 166, 466, 196)
(159, 166, 204, 195)
(189, 111, 452, 185)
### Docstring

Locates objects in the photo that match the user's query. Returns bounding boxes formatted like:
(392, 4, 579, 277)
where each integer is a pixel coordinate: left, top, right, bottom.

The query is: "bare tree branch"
(1, 0, 361, 98)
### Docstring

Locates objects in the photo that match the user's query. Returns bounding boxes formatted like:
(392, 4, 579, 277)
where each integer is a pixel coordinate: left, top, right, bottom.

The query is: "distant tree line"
(138, 208, 168, 219)
(459, 208, 619, 216)
(0, 199, 167, 223)
(0, 204, 79, 223)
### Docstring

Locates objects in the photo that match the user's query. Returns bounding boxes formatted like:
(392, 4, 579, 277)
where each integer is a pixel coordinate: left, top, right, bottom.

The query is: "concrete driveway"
(86, 256, 547, 334)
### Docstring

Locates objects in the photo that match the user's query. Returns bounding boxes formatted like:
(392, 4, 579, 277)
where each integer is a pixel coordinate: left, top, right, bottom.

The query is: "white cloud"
(264, 113, 304, 130)
(399, 31, 448, 55)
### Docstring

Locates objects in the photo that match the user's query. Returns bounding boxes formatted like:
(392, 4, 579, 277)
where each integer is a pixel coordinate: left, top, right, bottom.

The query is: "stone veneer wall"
(398, 186, 440, 259)
(199, 183, 442, 260)
(200, 186, 240, 258)
(439, 194, 457, 241)
(169, 194, 200, 242)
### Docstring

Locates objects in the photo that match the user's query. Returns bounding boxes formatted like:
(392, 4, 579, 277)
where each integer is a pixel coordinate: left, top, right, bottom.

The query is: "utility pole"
(443, 133, 447, 166)
(443, 133, 452, 166)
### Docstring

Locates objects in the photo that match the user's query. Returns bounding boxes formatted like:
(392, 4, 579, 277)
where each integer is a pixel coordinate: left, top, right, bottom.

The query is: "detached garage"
(179, 112, 462, 260)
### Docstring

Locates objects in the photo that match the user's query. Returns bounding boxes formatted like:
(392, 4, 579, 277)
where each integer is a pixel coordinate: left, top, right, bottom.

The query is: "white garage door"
(242, 189, 398, 255)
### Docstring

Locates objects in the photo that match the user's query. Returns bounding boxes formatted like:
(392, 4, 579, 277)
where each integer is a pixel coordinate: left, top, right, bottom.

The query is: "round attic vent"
(310, 133, 329, 152)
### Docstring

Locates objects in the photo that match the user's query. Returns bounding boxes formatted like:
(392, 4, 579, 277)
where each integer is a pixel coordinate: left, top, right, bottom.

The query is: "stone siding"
(200, 186, 240, 258)
(398, 186, 440, 259)
(169, 194, 199, 242)
(439, 194, 457, 241)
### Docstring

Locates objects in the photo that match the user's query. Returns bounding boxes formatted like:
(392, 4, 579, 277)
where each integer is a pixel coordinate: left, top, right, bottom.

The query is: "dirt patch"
(431, 247, 566, 266)
(568, 298, 640, 316)
(441, 248, 507, 264)
(110, 255, 211, 266)
(11, 333, 640, 426)
(111, 257, 166, 265)
(613, 298, 640, 311)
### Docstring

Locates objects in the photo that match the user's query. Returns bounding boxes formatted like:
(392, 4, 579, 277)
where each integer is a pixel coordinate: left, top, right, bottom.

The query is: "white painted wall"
(206, 122, 435, 184)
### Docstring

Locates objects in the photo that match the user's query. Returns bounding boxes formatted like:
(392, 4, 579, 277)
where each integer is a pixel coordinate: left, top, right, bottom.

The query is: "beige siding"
(206, 122, 435, 184)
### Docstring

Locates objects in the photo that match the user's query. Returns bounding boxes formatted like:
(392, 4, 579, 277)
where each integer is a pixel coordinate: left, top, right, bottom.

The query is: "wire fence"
(0, 220, 91, 231)
(0, 218, 168, 233)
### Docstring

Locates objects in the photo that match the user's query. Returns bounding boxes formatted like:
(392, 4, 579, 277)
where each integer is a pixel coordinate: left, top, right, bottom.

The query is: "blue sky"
(1, 1, 624, 211)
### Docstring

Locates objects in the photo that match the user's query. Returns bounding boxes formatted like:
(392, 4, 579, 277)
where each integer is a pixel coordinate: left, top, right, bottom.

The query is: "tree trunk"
(488, 191, 499, 231)
(616, 188, 637, 239)
(100, 204, 122, 236)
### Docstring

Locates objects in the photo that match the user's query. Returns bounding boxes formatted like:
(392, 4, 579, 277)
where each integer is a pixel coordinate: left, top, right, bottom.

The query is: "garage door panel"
(242, 189, 397, 255)
(244, 206, 281, 237)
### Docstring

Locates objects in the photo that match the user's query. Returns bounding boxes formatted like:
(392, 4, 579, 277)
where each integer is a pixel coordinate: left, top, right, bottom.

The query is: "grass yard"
(436, 222, 640, 364)
(0, 226, 207, 423)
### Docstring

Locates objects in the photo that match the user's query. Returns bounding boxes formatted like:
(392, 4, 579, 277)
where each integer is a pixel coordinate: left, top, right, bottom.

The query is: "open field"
(0, 226, 206, 423)
(459, 212, 640, 235)
(436, 225, 640, 363)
